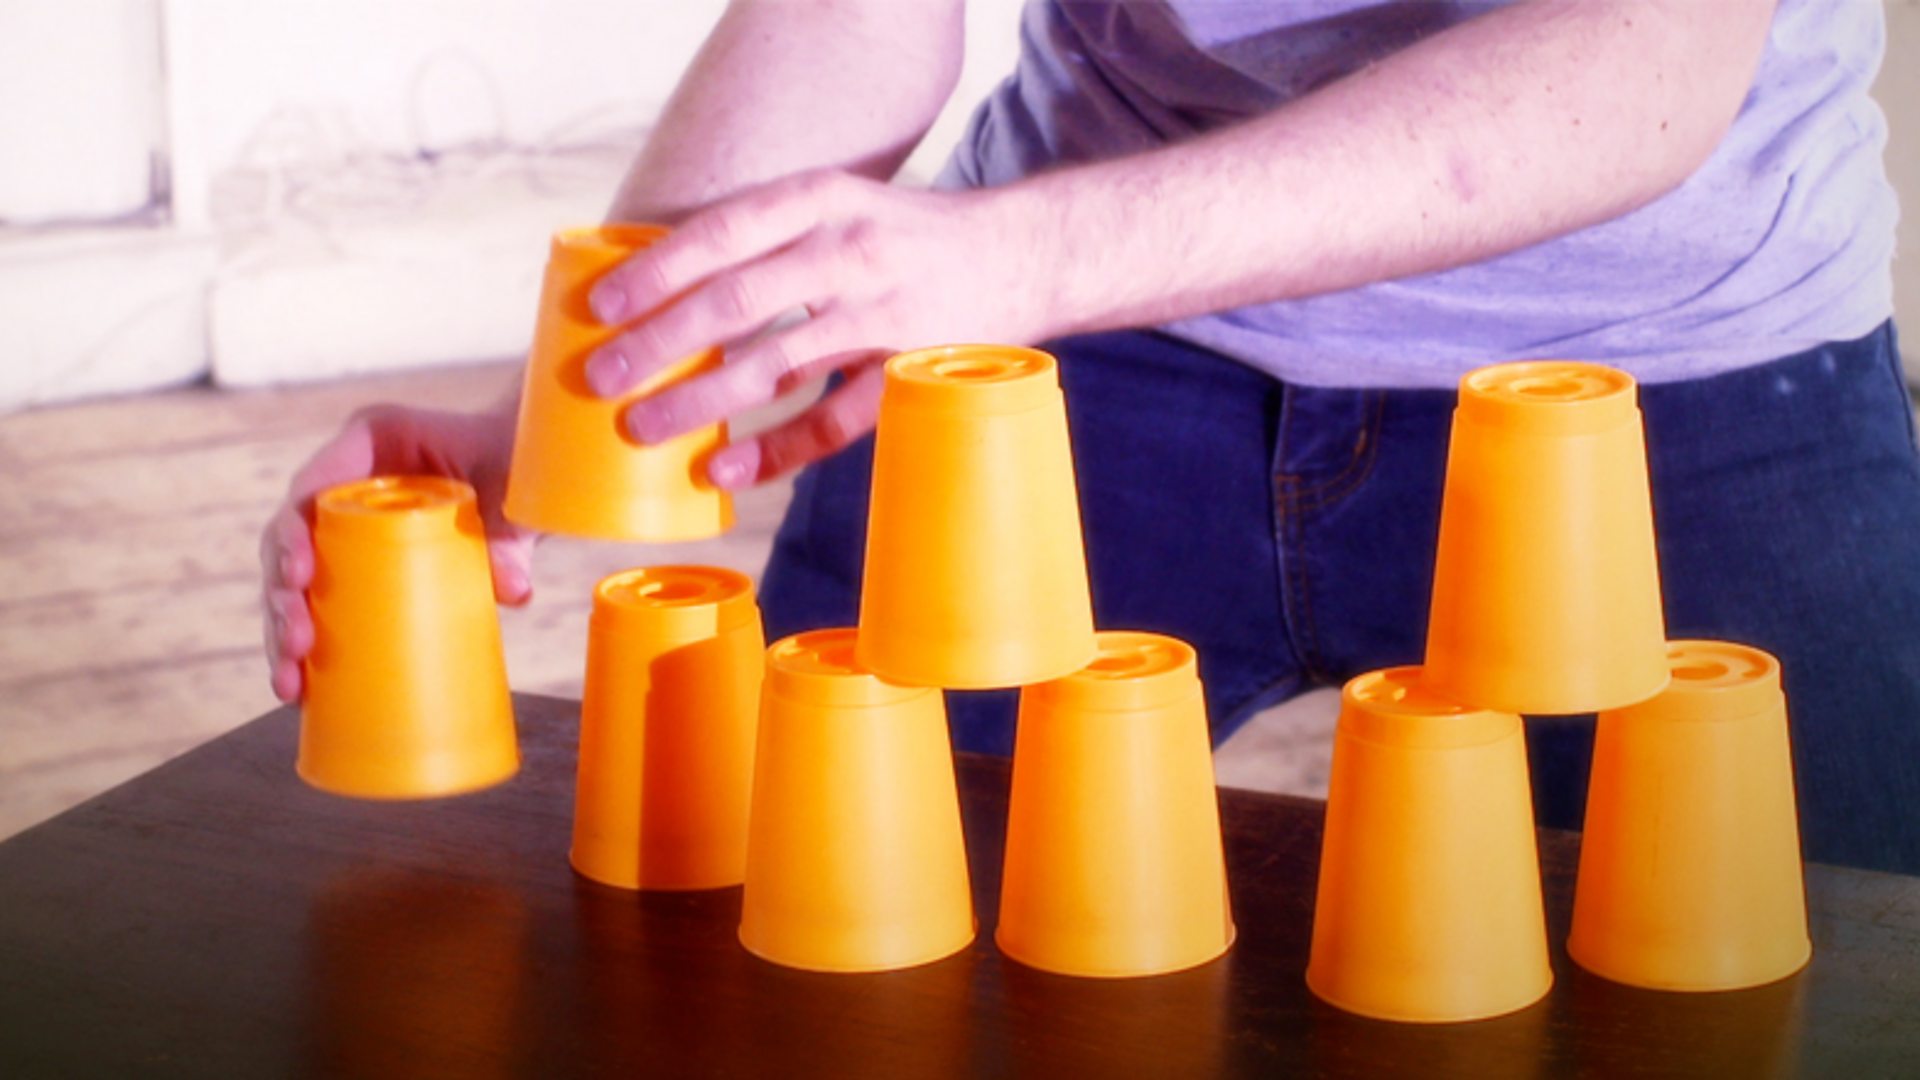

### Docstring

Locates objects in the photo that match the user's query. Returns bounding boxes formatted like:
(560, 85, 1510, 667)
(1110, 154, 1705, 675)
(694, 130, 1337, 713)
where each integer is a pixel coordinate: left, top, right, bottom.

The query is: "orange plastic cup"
(299, 476, 518, 799)
(502, 224, 734, 541)
(738, 628, 976, 972)
(1307, 666, 1552, 1023)
(856, 345, 1095, 688)
(997, 631, 1234, 978)
(1569, 640, 1810, 991)
(570, 566, 764, 891)
(1422, 361, 1669, 715)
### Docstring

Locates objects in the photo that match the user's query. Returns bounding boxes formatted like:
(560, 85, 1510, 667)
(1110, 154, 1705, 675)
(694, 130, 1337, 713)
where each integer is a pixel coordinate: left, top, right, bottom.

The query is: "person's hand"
(583, 169, 1057, 488)
(259, 404, 530, 703)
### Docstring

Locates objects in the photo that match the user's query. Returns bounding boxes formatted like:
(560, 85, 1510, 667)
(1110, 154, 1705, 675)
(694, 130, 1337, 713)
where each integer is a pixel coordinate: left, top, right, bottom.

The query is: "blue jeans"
(760, 324, 1920, 874)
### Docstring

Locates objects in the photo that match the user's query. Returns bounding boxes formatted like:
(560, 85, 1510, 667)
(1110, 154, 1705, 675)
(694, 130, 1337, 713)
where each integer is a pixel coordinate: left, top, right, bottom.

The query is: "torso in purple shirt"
(939, 0, 1897, 387)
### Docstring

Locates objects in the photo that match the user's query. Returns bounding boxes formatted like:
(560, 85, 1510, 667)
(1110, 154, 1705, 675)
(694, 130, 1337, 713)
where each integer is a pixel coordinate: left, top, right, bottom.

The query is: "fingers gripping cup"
(739, 629, 976, 972)
(997, 632, 1235, 978)
(299, 477, 518, 799)
(571, 566, 764, 891)
(1307, 667, 1552, 1023)
(503, 224, 734, 541)
(1422, 362, 1669, 715)
(1569, 640, 1811, 991)
(856, 345, 1096, 688)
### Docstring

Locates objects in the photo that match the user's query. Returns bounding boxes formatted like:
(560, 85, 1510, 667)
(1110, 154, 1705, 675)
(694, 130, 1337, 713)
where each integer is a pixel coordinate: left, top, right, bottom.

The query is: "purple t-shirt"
(939, 0, 1897, 388)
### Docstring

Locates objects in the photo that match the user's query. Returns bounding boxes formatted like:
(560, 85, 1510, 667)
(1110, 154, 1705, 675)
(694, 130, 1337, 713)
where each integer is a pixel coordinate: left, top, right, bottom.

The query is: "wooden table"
(2, 695, 1916, 1077)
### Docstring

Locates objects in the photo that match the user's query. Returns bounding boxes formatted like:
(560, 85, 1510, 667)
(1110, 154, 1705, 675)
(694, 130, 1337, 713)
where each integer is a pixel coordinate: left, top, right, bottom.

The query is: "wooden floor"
(0, 363, 1332, 840)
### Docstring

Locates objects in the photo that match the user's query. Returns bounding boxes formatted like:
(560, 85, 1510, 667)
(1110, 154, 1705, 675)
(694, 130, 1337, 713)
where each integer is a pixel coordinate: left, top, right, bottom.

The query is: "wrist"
(985, 162, 1179, 343)
(969, 178, 1089, 345)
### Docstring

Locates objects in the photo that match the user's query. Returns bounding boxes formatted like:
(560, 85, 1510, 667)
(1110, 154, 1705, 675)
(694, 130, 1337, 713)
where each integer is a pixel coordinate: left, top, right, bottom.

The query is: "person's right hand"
(259, 403, 532, 704)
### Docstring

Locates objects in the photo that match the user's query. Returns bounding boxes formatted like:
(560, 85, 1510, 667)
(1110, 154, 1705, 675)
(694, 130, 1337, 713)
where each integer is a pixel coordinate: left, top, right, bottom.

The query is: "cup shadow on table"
(294, 812, 1806, 1077)
(563, 874, 1242, 1078)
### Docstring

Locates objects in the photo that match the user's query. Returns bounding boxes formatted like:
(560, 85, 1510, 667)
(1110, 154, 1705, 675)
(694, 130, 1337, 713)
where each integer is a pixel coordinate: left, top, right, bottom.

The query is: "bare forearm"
(608, 0, 964, 224)
(1016, 0, 1775, 336)
(570, 0, 1778, 487)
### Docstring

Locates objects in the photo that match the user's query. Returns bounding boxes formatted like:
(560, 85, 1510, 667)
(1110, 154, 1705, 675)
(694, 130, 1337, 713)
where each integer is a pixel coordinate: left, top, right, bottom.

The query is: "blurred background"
(2, 0, 1916, 840)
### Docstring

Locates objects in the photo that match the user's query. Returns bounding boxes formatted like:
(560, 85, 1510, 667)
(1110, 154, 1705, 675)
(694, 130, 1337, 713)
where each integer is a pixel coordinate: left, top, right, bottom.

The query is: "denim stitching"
(1283, 496, 1335, 683)
(1273, 390, 1388, 684)
(1274, 392, 1388, 512)
(1280, 392, 1389, 515)
(1274, 415, 1368, 504)
(1271, 386, 1318, 684)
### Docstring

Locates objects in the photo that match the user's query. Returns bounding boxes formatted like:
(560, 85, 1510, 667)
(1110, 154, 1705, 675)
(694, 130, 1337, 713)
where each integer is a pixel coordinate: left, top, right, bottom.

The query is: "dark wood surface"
(1, 694, 1916, 1078)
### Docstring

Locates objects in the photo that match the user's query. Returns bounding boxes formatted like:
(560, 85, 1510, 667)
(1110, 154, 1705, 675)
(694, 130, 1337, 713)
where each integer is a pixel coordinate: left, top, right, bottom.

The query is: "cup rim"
(314, 476, 480, 542)
(1603, 639, 1784, 724)
(317, 475, 472, 516)
(1339, 667, 1521, 748)
(1456, 360, 1638, 435)
(883, 344, 1061, 415)
(591, 565, 759, 637)
(766, 628, 931, 708)
(1024, 630, 1201, 713)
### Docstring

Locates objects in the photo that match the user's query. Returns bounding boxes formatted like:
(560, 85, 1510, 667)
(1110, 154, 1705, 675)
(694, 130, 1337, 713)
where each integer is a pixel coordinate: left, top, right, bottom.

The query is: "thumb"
(288, 412, 381, 514)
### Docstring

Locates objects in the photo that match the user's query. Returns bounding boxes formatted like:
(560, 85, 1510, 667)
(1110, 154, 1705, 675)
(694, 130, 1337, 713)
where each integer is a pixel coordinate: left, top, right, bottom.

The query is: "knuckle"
(794, 168, 842, 203)
(714, 271, 757, 323)
(622, 320, 672, 367)
(695, 207, 738, 255)
(841, 220, 888, 271)
(631, 257, 675, 306)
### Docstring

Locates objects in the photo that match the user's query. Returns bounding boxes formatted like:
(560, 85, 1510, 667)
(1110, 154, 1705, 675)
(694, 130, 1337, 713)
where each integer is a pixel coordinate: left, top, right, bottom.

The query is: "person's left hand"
(581, 169, 1056, 488)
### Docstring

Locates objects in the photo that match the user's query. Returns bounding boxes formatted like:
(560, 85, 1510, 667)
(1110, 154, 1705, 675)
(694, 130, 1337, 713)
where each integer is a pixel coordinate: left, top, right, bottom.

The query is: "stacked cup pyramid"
(1308, 360, 1809, 1022)
(794, 343, 1236, 979)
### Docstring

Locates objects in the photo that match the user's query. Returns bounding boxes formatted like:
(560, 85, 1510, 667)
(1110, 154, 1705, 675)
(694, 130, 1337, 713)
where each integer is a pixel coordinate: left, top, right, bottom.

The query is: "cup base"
(568, 851, 744, 893)
(502, 496, 735, 544)
(857, 637, 1096, 692)
(1304, 971, 1553, 1025)
(737, 922, 976, 975)
(296, 756, 518, 802)
(995, 924, 1235, 980)
(1567, 938, 1810, 994)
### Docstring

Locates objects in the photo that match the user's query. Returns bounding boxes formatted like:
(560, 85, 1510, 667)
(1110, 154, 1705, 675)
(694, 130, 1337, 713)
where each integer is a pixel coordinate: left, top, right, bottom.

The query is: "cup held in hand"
(299, 476, 518, 799)
(504, 224, 734, 541)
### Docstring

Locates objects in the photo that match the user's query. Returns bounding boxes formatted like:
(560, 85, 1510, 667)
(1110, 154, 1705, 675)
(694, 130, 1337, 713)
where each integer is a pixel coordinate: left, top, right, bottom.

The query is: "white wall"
(0, 0, 164, 224)
(0, 0, 1028, 406)
(163, 0, 1024, 225)
(161, 0, 726, 228)
(177, 0, 1027, 387)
